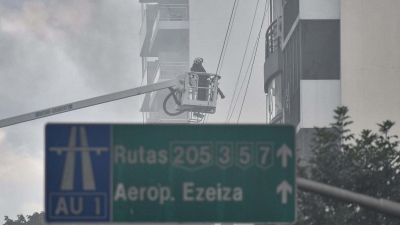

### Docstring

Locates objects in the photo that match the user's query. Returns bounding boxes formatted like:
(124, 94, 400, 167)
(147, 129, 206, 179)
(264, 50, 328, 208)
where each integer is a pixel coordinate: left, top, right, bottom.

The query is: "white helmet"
(193, 57, 203, 64)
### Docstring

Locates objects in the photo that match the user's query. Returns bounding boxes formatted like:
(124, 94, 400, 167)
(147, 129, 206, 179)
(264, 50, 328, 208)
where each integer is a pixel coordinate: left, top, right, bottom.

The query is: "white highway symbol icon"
(49, 126, 108, 191)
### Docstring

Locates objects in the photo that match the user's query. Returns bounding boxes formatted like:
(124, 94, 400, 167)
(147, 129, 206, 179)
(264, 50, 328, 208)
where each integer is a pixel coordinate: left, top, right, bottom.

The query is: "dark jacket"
(190, 63, 207, 100)
(190, 63, 206, 72)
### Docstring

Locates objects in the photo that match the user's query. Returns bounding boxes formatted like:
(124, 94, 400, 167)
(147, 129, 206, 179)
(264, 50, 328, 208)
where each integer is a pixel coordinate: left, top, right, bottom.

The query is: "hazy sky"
(0, 0, 267, 218)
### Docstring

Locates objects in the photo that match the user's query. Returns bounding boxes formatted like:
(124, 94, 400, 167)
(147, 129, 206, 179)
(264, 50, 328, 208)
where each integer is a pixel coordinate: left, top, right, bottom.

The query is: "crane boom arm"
(0, 79, 178, 128)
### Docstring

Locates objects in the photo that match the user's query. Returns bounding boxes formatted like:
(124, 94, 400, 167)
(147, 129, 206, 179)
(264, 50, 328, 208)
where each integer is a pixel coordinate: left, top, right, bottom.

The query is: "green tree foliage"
(3, 212, 45, 225)
(297, 106, 400, 224)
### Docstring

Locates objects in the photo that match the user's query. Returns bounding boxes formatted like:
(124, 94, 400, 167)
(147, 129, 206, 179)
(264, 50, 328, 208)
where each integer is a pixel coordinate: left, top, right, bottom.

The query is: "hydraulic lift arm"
(0, 72, 222, 128)
(0, 79, 178, 128)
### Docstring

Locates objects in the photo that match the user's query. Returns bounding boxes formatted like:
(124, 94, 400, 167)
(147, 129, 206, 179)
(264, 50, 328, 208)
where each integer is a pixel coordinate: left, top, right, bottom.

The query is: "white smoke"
(0, 0, 142, 219)
(1, 0, 95, 43)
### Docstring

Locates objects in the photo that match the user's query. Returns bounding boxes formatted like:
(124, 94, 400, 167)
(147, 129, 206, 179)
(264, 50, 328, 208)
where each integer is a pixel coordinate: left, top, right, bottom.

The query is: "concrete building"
(341, 0, 400, 136)
(138, 0, 235, 124)
(264, 0, 340, 161)
(265, 0, 400, 161)
(139, 0, 267, 125)
(139, 0, 191, 123)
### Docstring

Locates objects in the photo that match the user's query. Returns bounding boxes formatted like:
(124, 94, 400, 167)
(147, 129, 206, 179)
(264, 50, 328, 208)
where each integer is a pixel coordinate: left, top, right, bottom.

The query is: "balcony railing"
(151, 4, 188, 32)
(148, 112, 160, 119)
(159, 62, 188, 80)
(266, 19, 279, 59)
(159, 5, 188, 21)
(151, 62, 188, 84)
(151, 5, 188, 34)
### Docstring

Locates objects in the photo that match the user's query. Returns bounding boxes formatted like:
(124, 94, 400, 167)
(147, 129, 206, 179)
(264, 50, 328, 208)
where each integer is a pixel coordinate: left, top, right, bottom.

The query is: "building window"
(266, 74, 283, 124)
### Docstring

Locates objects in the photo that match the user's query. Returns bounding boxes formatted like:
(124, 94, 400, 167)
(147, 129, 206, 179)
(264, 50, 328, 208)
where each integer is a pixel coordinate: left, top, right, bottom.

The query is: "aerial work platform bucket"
(178, 72, 221, 114)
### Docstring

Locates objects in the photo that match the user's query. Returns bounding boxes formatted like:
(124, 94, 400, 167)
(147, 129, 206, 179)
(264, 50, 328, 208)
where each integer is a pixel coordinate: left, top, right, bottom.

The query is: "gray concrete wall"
(341, 0, 400, 135)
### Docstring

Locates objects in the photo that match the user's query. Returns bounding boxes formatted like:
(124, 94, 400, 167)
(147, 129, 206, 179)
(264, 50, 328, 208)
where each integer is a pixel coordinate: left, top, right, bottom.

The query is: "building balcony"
(153, 62, 188, 83)
(144, 110, 190, 124)
(139, 0, 157, 3)
(264, 19, 283, 93)
(140, 4, 157, 57)
(149, 4, 189, 55)
(139, 11, 148, 56)
(145, 112, 160, 123)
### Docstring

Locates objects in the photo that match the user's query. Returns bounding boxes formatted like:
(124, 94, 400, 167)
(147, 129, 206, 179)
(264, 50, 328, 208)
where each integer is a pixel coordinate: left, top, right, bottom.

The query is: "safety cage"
(163, 72, 223, 121)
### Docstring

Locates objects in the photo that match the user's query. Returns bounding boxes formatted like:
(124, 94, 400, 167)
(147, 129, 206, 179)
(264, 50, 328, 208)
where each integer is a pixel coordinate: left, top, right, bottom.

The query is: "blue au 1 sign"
(45, 124, 296, 223)
(45, 125, 111, 221)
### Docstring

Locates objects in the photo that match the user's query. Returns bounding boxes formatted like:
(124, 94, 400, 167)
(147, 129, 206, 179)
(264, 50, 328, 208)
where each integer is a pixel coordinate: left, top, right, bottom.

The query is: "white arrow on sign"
(276, 144, 292, 168)
(276, 180, 292, 204)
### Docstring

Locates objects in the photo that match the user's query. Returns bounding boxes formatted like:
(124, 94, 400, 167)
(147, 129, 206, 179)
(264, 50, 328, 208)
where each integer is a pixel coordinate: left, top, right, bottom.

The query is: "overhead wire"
(227, 0, 267, 123)
(203, 0, 239, 124)
(217, 9, 237, 75)
(236, 0, 268, 123)
(226, 35, 258, 123)
(234, 38, 260, 123)
(225, 0, 261, 123)
(215, 0, 240, 75)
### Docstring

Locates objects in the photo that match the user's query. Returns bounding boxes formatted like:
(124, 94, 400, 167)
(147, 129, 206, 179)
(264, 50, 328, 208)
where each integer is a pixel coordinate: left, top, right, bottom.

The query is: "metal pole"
(297, 177, 400, 219)
(270, 0, 272, 24)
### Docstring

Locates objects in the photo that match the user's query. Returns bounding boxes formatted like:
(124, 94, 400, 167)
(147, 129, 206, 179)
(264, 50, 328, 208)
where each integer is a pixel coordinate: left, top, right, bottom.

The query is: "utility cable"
(216, 0, 239, 75)
(203, 0, 238, 124)
(234, 37, 260, 123)
(236, 0, 268, 123)
(227, 0, 267, 123)
(227, 35, 258, 123)
(225, 0, 260, 123)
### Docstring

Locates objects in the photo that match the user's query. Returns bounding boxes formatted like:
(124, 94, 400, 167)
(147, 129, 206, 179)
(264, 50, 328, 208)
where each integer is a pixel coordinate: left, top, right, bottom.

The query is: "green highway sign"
(46, 124, 296, 223)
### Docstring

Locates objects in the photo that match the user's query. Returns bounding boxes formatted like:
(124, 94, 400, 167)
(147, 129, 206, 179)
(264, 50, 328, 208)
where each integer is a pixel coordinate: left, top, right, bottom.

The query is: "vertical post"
(270, 0, 273, 24)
